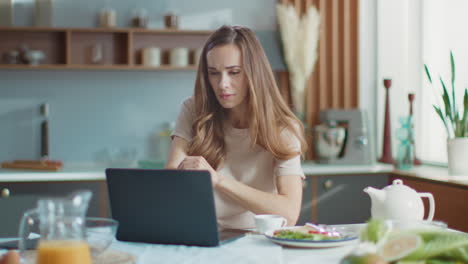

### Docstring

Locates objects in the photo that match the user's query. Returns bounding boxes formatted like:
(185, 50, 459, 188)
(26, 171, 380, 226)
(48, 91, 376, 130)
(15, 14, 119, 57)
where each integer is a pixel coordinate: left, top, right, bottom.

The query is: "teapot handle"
(419, 192, 435, 221)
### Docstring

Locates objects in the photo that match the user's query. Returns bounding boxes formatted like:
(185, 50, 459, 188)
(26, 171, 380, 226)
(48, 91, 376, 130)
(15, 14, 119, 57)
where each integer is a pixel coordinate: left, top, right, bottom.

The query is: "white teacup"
(254, 214, 287, 234)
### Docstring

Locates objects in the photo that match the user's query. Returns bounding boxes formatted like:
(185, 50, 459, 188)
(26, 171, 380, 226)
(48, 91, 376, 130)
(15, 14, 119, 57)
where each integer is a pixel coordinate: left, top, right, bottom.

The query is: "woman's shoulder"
(180, 96, 195, 111)
(279, 118, 304, 150)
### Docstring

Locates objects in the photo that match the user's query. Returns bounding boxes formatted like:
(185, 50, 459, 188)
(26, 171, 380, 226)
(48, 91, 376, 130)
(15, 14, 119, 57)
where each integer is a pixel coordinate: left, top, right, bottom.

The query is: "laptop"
(105, 168, 246, 247)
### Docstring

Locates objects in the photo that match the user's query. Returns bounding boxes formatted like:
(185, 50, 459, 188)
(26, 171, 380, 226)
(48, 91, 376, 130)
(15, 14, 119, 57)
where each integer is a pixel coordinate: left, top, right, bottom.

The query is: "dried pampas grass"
(277, 4, 320, 119)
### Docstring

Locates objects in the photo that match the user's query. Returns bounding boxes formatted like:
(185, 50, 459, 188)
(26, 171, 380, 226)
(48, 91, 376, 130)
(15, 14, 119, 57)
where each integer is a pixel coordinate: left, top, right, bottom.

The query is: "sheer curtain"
(417, 0, 468, 164)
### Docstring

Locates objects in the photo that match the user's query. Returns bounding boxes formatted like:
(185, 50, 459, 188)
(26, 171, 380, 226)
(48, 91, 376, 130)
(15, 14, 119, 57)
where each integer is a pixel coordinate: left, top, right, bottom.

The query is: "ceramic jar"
(142, 47, 161, 67)
(169, 48, 189, 67)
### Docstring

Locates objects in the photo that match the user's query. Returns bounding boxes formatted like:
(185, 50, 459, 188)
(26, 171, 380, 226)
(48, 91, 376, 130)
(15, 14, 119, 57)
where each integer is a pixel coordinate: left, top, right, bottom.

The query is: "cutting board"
(1, 160, 62, 171)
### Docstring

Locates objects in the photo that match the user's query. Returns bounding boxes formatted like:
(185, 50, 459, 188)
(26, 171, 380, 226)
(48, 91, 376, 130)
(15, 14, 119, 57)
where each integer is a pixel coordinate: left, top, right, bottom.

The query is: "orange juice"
(37, 240, 92, 264)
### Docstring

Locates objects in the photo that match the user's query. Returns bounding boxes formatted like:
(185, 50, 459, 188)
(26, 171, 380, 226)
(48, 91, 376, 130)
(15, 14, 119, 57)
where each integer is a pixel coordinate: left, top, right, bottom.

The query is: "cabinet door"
(297, 177, 313, 225)
(316, 174, 389, 224)
(389, 176, 468, 232)
(0, 181, 108, 237)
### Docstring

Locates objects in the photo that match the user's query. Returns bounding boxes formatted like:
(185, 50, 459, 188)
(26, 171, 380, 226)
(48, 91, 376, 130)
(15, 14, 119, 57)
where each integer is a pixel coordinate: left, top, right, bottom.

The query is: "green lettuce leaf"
(403, 230, 468, 262)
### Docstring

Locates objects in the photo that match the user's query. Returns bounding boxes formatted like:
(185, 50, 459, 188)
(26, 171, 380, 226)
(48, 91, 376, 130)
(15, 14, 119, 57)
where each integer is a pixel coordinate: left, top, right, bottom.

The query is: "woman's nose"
(219, 74, 230, 88)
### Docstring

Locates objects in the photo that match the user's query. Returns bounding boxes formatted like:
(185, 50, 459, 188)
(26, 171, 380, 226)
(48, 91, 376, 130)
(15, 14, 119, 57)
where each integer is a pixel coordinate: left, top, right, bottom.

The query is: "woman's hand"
(177, 156, 223, 186)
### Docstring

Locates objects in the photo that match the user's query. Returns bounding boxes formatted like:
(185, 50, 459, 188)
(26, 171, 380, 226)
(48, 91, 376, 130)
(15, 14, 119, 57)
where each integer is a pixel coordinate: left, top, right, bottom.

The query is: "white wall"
(360, 0, 422, 160)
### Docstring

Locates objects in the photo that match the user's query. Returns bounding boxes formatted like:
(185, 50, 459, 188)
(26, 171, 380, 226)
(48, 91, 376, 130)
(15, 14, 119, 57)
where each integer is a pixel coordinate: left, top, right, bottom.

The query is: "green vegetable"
(340, 253, 388, 264)
(403, 230, 468, 262)
(273, 230, 339, 241)
(360, 219, 389, 243)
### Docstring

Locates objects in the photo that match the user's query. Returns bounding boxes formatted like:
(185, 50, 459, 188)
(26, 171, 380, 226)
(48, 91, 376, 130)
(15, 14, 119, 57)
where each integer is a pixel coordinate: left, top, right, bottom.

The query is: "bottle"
(157, 122, 175, 161)
(396, 116, 414, 170)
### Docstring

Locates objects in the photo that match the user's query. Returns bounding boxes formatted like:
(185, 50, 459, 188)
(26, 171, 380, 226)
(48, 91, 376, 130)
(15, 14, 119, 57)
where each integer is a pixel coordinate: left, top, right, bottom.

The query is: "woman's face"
(206, 44, 249, 111)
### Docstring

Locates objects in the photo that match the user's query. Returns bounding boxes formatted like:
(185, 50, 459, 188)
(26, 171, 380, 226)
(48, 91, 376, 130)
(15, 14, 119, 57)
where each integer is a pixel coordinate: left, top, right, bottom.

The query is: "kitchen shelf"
(0, 26, 212, 70)
(0, 64, 198, 71)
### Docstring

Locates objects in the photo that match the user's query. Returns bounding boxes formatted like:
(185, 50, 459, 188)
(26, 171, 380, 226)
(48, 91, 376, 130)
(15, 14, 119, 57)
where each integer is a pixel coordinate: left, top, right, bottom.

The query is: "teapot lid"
(384, 179, 417, 193)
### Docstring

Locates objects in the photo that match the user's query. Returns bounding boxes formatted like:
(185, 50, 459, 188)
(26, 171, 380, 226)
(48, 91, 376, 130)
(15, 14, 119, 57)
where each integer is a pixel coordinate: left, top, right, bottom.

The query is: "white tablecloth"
(0, 234, 356, 264)
(110, 234, 356, 264)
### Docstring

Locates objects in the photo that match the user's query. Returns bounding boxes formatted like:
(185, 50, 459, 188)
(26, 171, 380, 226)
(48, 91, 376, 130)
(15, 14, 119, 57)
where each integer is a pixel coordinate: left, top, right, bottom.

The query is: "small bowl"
(85, 217, 119, 256)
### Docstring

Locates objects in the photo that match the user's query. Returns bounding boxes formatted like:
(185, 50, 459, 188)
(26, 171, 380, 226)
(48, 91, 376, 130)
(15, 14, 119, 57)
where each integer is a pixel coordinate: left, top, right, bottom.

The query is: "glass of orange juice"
(37, 240, 91, 264)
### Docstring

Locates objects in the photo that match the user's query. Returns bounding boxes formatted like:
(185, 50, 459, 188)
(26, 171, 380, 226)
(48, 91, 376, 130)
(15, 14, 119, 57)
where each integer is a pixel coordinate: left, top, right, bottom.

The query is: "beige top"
(172, 97, 305, 229)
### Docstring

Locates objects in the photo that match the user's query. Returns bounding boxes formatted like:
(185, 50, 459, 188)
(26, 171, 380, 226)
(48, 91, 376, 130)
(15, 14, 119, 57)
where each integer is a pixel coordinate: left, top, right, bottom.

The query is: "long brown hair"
(188, 25, 307, 169)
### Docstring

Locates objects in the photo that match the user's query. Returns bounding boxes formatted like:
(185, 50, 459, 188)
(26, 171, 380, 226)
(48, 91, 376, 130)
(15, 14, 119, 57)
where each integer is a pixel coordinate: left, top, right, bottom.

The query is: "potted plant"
(424, 51, 468, 175)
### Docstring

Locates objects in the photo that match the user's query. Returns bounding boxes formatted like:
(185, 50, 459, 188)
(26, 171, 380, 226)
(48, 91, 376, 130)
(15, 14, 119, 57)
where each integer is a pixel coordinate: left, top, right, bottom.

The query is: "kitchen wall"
(1, 0, 377, 164)
(0, 0, 286, 164)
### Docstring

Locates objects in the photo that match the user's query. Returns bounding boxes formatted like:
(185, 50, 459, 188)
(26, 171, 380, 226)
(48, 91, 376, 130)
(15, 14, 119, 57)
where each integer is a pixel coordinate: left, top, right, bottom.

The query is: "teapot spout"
(364, 186, 386, 204)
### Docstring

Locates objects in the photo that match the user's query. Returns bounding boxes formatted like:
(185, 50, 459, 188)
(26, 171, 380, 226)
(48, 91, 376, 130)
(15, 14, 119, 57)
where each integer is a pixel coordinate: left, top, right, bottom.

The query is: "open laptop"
(105, 168, 246, 247)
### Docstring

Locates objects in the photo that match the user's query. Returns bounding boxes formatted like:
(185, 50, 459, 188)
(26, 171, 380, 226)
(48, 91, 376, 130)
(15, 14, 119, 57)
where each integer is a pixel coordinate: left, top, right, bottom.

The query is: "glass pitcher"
(18, 190, 93, 264)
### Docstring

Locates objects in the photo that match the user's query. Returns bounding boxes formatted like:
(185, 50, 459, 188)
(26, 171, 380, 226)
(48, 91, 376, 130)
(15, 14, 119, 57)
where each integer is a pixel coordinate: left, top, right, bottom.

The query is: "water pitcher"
(18, 190, 92, 264)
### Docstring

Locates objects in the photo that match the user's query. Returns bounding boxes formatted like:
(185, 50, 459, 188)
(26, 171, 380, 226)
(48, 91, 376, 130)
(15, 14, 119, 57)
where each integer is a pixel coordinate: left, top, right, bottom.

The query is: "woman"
(165, 25, 307, 229)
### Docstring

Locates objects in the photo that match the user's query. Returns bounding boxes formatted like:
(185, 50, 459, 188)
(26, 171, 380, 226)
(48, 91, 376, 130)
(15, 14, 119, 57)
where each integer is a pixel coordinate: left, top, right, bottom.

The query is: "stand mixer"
(314, 109, 375, 165)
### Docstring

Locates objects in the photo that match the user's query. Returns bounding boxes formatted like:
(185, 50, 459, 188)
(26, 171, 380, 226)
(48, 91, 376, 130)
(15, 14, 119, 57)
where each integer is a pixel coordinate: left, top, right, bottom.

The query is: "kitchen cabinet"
(0, 27, 211, 70)
(0, 180, 108, 237)
(298, 174, 389, 225)
(389, 174, 468, 232)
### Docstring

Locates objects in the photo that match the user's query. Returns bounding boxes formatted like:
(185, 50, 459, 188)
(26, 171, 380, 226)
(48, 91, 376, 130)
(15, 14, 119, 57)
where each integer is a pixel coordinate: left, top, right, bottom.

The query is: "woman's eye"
(209, 72, 220, 76)
(230, 71, 240, 75)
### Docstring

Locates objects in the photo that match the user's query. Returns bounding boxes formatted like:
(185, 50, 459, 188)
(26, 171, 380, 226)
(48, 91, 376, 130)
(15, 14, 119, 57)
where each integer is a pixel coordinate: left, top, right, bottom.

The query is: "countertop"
(0, 162, 393, 182)
(0, 162, 467, 187)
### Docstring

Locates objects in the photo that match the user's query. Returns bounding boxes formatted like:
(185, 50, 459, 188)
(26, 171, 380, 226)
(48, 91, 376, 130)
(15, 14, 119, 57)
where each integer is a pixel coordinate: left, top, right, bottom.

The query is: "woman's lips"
(220, 94, 234, 100)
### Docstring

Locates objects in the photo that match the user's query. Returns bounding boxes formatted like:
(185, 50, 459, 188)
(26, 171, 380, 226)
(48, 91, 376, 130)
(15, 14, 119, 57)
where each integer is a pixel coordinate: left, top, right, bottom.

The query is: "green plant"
(424, 51, 468, 138)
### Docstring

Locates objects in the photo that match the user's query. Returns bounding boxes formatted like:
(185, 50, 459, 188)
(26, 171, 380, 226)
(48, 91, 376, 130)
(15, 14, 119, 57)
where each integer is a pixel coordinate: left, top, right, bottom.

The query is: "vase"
(447, 138, 468, 175)
(378, 79, 394, 164)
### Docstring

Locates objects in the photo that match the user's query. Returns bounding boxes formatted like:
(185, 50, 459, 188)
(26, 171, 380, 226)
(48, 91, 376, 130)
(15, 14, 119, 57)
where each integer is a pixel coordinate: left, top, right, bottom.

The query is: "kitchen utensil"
(18, 190, 93, 264)
(40, 103, 49, 159)
(364, 179, 435, 221)
(85, 217, 118, 257)
(23, 49, 45, 65)
(1, 160, 63, 171)
(2, 50, 19, 64)
(254, 214, 287, 234)
(264, 224, 360, 248)
(315, 109, 375, 165)
(314, 121, 346, 161)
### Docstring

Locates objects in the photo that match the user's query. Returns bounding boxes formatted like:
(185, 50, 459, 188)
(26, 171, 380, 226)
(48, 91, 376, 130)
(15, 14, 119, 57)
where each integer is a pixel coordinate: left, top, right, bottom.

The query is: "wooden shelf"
(0, 26, 212, 70)
(0, 26, 213, 35)
(0, 64, 198, 71)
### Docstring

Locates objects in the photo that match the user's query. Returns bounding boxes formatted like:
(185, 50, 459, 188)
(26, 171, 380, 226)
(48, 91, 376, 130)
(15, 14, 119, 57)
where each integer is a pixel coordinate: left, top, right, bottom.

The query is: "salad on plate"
(265, 223, 360, 248)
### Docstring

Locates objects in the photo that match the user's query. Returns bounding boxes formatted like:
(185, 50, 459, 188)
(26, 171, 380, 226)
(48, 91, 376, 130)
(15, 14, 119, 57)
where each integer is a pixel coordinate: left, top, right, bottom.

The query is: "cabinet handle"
(1, 188, 10, 198)
(323, 180, 333, 190)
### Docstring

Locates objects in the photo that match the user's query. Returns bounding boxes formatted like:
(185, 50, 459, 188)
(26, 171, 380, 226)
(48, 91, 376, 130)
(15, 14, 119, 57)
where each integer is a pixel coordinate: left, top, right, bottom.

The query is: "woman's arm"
(165, 136, 189, 169)
(216, 174, 303, 226)
(178, 155, 303, 226)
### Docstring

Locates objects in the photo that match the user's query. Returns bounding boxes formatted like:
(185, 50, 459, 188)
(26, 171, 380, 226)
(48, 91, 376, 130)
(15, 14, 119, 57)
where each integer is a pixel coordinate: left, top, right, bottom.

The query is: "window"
(417, 0, 468, 163)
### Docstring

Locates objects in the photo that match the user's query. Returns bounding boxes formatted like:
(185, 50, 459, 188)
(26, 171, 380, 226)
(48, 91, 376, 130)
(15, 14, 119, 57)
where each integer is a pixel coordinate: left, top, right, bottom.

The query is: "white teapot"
(364, 179, 435, 221)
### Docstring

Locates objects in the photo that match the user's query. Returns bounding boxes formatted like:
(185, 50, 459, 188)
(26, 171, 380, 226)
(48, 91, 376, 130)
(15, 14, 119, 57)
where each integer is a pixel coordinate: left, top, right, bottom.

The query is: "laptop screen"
(106, 169, 221, 247)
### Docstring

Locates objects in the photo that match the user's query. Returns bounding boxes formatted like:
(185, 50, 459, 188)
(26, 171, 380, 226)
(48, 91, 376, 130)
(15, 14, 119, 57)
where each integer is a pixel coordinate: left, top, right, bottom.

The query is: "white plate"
(264, 224, 363, 248)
